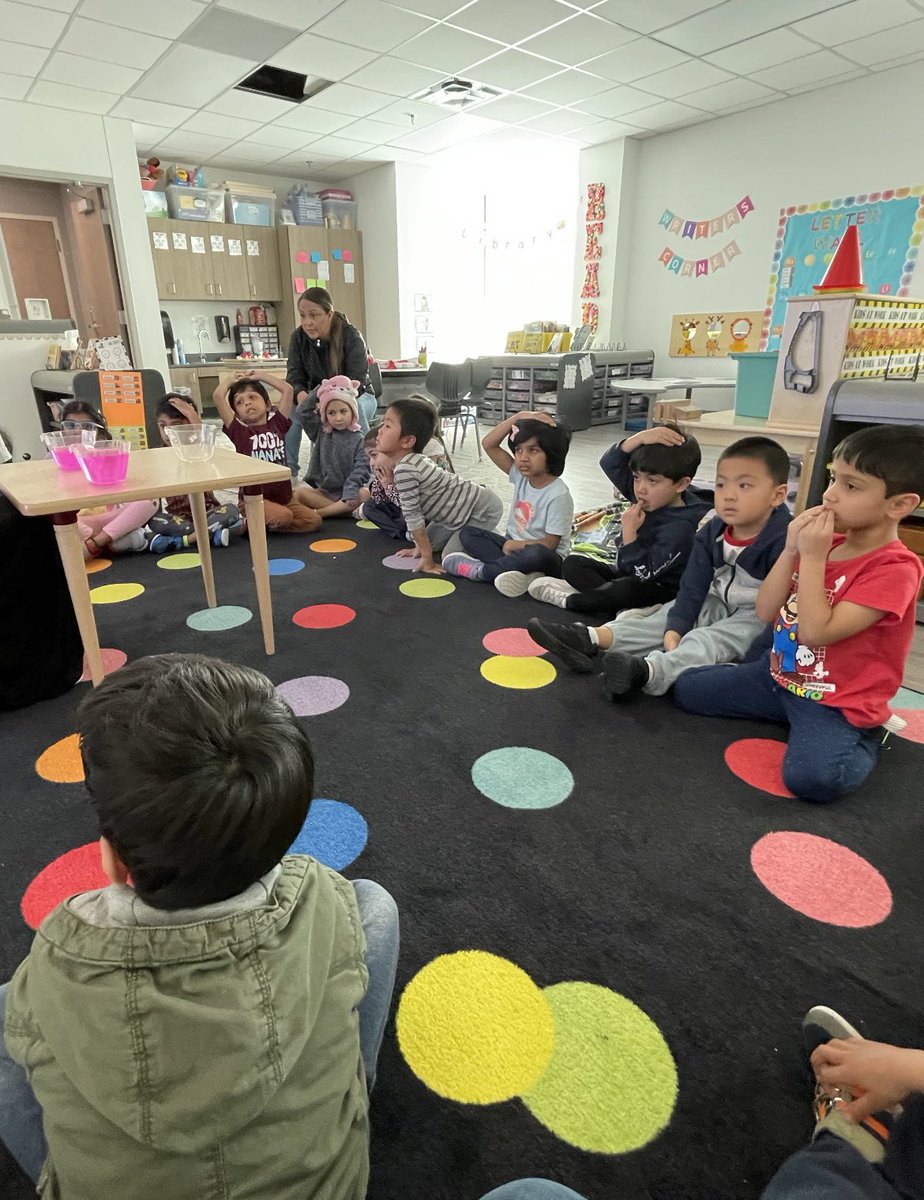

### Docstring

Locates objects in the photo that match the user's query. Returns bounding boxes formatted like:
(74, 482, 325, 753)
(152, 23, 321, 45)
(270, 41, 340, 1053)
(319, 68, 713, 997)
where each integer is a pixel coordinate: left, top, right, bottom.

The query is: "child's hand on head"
(639, 426, 685, 447)
(169, 397, 199, 424)
(796, 507, 835, 559)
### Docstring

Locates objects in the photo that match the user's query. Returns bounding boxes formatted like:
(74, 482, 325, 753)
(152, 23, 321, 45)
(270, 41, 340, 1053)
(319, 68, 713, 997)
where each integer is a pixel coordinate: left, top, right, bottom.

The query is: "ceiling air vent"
(235, 65, 332, 104)
(412, 77, 503, 110)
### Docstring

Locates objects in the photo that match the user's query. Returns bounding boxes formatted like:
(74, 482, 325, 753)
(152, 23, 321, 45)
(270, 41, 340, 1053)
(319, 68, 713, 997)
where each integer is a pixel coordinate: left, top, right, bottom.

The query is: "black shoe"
(600, 650, 649, 700)
(527, 618, 597, 673)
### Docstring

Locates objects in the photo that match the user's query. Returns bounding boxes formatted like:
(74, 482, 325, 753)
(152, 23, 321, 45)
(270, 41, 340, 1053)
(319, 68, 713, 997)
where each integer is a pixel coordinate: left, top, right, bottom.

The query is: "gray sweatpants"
(433, 488, 505, 555)
(602, 595, 766, 696)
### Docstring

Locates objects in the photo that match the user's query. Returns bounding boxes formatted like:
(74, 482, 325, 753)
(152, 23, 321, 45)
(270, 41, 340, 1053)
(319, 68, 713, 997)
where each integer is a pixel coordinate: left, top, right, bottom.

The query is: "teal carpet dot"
(186, 605, 253, 631)
(471, 747, 574, 810)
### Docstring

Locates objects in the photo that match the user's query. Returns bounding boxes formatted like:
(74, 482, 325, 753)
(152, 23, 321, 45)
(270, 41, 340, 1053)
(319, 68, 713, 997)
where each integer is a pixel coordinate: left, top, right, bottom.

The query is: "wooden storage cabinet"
(275, 226, 366, 350)
(241, 225, 282, 301)
(148, 218, 282, 302)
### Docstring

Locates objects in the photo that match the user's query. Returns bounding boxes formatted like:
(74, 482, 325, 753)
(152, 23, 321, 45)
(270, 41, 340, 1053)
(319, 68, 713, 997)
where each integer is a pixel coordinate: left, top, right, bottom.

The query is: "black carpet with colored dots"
(1, 526, 923, 1200)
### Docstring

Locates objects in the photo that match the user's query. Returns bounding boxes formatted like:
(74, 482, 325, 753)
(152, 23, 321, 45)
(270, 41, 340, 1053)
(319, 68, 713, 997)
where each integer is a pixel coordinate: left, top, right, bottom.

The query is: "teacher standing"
(285, 286, 377, 472)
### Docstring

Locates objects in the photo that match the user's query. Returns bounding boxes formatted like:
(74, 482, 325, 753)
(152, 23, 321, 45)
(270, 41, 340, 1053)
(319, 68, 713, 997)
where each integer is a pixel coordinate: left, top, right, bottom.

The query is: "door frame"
(0, 211, 78, 322)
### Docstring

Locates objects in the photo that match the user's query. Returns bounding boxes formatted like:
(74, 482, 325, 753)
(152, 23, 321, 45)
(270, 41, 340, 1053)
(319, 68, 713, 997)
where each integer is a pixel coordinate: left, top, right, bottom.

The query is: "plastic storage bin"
(225, 191, 275, 226)
(142, 190, 168, 217)
(730, 351, 779, 419)
(166, 185, 224, 222)
(321, 199, 358, 230)
(288, 188, 324, 226)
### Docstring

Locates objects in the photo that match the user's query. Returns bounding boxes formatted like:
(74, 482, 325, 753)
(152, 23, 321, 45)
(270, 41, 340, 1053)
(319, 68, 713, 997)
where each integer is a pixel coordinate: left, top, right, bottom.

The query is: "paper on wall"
(344, 263, 355, 284)
(190, 236, 206, 254)
(171, 231, 187, 251)
(294, 276, 305, 292)
(152, 231, 168, 250)
(563, 364, 577, 389)
(210, 235, 225, 252)
(228, 239, 242, 256)
(246, 239, 259, 256)
(318, 260, 330, 281)
(579, 354, 593, 381)
(295, 250, 309, 263)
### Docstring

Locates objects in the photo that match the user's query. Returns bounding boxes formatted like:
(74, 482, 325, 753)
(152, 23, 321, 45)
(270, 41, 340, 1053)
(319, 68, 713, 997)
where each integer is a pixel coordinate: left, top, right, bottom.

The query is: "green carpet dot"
(356, 519, 377, 530)
(522, 982, 677, 1154)
(156, 552, 201, 571)
(399, 578, 456, 599)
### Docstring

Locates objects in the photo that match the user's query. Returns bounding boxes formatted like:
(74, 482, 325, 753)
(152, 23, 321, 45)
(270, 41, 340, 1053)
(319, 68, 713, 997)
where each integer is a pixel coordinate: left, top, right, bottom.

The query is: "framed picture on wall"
(414, 294, 432, 312)
(24, 298, 52, 320)
(414, 314, 431, 333)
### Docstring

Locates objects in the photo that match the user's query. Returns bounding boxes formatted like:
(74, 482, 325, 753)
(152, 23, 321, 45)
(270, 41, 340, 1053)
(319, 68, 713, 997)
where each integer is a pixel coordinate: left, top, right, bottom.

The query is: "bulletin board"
(762, 187, 924, 350)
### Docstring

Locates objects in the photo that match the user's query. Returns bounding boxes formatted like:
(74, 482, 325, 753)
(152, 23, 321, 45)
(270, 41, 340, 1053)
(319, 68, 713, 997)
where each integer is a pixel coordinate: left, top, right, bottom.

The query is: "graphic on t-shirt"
(247, 428, 285, 465)
(770, 573, 846, 700)
(514, 499, 534, 536)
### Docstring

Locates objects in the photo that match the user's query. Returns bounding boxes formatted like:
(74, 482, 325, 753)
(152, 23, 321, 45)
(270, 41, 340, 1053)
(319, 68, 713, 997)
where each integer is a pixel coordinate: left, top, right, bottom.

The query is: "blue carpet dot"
(472, 747, 574, 810)
(288, 799, 368, 870)
(893, 686, 924, 711)
(267, 558, 305, 576)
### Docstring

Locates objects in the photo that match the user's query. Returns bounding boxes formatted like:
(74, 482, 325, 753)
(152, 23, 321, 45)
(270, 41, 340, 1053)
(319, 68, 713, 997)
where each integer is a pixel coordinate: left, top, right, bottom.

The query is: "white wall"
(343, 163, 400, 357)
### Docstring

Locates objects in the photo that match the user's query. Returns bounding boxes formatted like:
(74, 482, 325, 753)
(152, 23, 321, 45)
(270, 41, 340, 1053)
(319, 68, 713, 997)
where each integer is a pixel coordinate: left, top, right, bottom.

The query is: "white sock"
(587, 627, 600, 646)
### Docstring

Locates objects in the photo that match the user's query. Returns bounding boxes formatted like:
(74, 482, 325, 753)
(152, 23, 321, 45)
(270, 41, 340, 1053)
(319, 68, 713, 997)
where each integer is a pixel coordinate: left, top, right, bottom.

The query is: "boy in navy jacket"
(528, 424, 712, 616)
(529, 436, 792, 700)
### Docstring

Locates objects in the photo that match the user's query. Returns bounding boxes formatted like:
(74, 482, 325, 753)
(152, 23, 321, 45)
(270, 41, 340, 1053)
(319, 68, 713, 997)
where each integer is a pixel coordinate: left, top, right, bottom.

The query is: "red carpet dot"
(482, 627, 545, 657)
(751, 832, 892, 927)
(293, 603, 356, 629)
(79, 648, 127, 682)
(893, 709, 924, 745)
(21, 842, 108, 929)
(724, 738, 794, 797)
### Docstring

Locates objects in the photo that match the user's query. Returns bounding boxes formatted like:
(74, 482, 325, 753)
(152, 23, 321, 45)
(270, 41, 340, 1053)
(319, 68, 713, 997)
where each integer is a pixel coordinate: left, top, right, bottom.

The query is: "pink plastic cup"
(75, 440, 131, 486)
(42, 429, 97, 470)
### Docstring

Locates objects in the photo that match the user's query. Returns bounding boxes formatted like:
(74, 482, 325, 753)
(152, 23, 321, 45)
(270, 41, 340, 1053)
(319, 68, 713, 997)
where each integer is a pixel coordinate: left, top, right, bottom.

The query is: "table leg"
(188, 491, 217, 608)
(53, 513, 103, 686)
(242, 491, 274, 655)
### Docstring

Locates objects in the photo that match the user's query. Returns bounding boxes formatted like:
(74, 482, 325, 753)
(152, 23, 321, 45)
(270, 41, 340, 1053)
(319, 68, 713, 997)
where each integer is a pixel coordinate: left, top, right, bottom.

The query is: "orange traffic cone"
(813, 224, 865, 292)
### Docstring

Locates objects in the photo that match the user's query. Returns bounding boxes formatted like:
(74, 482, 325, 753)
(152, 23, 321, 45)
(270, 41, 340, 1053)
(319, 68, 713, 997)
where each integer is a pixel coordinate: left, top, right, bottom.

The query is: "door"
(0, 215, 72, 319)
(207, 223, 250, 301)
(242, 224, 282, 301)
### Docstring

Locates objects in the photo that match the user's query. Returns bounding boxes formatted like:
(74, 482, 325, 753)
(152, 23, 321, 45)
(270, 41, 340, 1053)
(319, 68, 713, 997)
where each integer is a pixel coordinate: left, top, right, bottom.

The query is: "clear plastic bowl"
(165, 423, 216, 462)
(42, 428, 97, 471)
(75, 440, 131, 486)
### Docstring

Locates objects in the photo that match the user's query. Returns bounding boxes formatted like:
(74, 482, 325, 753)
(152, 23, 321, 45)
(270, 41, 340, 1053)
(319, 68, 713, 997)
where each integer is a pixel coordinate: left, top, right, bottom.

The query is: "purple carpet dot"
(382, 553, 420, 571)
(276, 675, 350, 716)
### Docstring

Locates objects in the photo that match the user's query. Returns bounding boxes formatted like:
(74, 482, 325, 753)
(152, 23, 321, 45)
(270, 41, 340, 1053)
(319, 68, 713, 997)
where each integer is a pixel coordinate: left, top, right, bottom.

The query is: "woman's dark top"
(286, 321, 372, 440)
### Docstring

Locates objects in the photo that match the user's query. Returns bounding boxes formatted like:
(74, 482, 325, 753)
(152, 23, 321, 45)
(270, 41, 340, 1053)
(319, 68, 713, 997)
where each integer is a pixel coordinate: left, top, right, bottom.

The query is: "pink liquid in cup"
(49, 446, 81, 471)
(77, 443, 130, 486)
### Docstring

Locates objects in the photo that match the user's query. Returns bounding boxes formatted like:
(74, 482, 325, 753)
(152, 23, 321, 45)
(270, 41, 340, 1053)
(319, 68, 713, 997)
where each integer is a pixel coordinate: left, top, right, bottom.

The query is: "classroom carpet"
(2, 525, 923, 1200)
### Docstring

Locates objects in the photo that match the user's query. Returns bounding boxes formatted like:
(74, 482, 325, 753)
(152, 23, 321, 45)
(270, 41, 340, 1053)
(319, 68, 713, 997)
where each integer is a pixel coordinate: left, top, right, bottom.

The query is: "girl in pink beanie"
(294, 376, 370, 518)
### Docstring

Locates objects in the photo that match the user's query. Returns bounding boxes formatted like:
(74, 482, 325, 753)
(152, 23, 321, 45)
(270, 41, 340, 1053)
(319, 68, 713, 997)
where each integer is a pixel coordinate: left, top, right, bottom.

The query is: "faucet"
(197, 328, 210, 359)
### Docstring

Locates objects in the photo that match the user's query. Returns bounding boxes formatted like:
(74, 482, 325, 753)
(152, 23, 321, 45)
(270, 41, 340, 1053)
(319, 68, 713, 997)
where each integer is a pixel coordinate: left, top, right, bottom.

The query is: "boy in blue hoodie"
(527, 423, 711, 616)
(529, 436, 792, 700)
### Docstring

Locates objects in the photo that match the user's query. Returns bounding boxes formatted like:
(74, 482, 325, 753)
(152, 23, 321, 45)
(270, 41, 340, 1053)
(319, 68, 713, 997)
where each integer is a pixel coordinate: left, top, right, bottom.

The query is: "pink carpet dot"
(79, 648, 127, 682)
(22, 842, 108, 930)
(293, 604, 356, 630)
(751, 832, 892, 927)
(892, 709, 924, 745)
(482, 627, 545, 657)
(724, 738, 794, 798)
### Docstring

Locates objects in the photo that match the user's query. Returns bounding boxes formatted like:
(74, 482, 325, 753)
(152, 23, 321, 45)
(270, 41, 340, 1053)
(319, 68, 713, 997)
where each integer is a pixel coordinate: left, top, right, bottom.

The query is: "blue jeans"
(673, 652, 882, 804)
(458, 527, 563, 583)
(761, 1131, 904, 1199)
(0, 879, 399, 1183)
(284, 418, 303, 472)
(479, 1183, 587, 1200)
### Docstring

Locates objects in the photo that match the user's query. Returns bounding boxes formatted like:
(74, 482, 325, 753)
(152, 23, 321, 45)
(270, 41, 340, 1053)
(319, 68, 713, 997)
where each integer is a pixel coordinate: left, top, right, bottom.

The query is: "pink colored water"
(80, 450, 129, 486)
(49, 446, 81, 471)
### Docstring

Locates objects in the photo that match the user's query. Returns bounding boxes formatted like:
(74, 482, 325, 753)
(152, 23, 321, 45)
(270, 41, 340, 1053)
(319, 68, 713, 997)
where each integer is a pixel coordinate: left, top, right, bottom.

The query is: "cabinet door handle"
(251, 283, 256, 297)
(170, 282, 176, 294)
(207, 282, 214, 295)
(217, 283, 223, 296)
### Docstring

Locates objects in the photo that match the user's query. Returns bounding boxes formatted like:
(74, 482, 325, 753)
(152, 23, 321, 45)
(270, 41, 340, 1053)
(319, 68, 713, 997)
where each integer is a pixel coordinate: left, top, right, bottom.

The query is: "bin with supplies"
(166, 185, 224, 222)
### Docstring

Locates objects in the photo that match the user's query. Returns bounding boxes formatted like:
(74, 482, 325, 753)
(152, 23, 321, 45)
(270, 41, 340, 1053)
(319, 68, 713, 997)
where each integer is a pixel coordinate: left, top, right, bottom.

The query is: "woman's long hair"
(299, 286, 347, 374)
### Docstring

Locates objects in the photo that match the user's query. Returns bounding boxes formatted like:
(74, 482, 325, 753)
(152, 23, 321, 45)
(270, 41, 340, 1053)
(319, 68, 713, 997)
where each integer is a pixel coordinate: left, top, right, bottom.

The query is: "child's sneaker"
(149, 533, 181, 553)
(495, 570, 544, 598)
(802, 1005, 863, 1058)
(600, 650, 650, 699)
(527, 618, 597, 672)
(527, 577, 578, 606)
(442, 552, 484, 582)
(352, 504, 366, 521)
(211, 527, 230, 548)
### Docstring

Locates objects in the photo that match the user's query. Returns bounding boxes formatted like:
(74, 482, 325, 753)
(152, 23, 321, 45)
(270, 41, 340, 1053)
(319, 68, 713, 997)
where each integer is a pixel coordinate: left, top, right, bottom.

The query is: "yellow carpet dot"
(310, 538, 356, 553)
(522, 982, 678, 1154)
(355, 519, 378, 530)
(35, 734, 84, 784)
(397, 951, 555, 1104)
(399, 578, 456, 599)
(156, 552, 201, 571)
(84, 557, 112, 574)
(480, 655, 557, 690)
(90, 582, 145, 604)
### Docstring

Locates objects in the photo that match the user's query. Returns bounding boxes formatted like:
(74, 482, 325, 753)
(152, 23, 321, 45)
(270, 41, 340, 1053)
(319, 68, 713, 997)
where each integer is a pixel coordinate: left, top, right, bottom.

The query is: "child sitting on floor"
(295, 376, 369, 519)
(376, 397, 504, 575)
(147, 394, 242, 552)
(529, 436, 792, 702)
(214, 371, 321, 534)
(528, 423, 711, 615)
(55, 401, 158, 560)
(674, 425, 924, 804)
(442, 410, 575, 597)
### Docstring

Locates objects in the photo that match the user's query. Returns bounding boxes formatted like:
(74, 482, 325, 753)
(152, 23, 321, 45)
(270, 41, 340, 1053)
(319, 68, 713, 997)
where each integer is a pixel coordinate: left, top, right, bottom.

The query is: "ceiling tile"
(786, 67, 867, 93)
(638, 58, 731, 98)
(578, 83, 660, 118)
(589, 0, 719, 35)
(387, 111, 500, 150)
(301, 133, 378, 156)
(389, 23, 502, 72)
(374, 144, 424, 161)
(238, 125, 315, 150)
(156, 131, 238, 157)
(522, 68, 617, 105)
(310, 82, 397, 117)
(752, 49, 860, 91)
(78, 0, 202, 38)
(206, 90, 296, 122)
(271, 149, 343, 168)
(63, 18, 172, 69)
(132, 121, 174, 148)
(572, 117, 644, 142)
(0, 73, 30, 100)
(584, 39, 686, 83)
(27, 0, 80, 11)
(658, 0, 855, 55)
(272, 105, 355, 133)
(681, 76, 777, 111)
(342, 56, 444, 97)
(521, 106, 593, 134)
(836, 18, 924, 64)
(336, 116, 407, 142)
(380, 0, 470, 16)
(41, 52, 143, 95)
(370, 97, 452, 128)
(214, 140, 288, 162)
(179, 9, 300, 60)
(1, 45, 51, 79)
(472, 49, 562, 90)
(29, 79, 118, 114)
(520, 12, 637, 66)
(705, 28, 819, 73)
(476, 93, 555, 122)
(310, 0, 434, 53)
(271, 34, 379, 79)
(450, 0, 572, 45)
(111, 96, 197, 126)
(217, 0, 345, 26)
(0, 0, 69, 48)
(132, 45, 256, 108)
(183, 110, 263, 138)
(795, 0, 920, 44)
(624, 99, 706, 129)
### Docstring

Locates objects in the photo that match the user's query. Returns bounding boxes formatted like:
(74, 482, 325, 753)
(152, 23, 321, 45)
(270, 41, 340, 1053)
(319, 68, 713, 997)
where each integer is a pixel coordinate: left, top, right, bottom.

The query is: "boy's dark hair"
(78, 654, 313, 911)
(833, 424, 924, 498)
(509, 418, 572, 477)
(719, 436, 790, 486)
(629, 422, 701, 482)
(364, 422, 380, 445)
(228, 378, 271, 409)
(388, 397, 437, 453)
(156, 393, 191, 421)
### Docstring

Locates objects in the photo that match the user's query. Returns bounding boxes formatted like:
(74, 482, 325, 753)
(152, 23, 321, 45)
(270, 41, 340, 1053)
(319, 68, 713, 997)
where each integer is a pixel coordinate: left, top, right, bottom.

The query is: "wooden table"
(0, 447, 290, 685)
(608, 376, 736, 400)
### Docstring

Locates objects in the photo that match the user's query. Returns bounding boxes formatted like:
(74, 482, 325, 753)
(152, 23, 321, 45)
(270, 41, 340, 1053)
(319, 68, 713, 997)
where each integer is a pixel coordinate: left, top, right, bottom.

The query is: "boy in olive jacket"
(0, 654, 398, 1200)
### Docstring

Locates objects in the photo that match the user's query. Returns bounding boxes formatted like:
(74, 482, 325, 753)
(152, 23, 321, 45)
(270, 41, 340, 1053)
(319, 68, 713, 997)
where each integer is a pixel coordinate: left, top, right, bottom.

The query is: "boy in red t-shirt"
(675, 424, 924, 803)
(215, 372, 321, 533)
